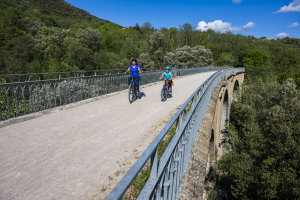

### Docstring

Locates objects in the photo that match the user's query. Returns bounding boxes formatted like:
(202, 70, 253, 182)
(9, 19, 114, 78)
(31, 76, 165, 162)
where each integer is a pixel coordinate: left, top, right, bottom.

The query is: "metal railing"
(0, 68, 157, 83)
(0, 67, 228, 121)
(107, 67, 245, 200)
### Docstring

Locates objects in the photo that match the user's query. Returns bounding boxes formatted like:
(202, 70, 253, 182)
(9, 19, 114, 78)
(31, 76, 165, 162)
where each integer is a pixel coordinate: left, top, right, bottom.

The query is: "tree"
(164, 45, 214, 68)
(76, 28, 101, 51)
(216, 52, 235, 66)
(138, 53, 155, 69)
(63, 37, 94, 70)
(149, 31, 165, 65)
(149, 31, 164, 51)
(180, 23, 193, 46)
(142, 22, 154, 32)
(242, 50, 269, 76)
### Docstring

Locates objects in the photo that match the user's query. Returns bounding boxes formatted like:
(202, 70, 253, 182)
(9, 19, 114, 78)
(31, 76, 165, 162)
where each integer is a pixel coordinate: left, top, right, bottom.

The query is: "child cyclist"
(124, 58, 142, 96)
(159, 66, 173, 97)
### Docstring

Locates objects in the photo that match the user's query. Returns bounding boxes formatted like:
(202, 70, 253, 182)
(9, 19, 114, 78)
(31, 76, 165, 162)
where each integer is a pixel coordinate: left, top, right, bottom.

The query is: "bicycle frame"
(161, 80, 169, 101)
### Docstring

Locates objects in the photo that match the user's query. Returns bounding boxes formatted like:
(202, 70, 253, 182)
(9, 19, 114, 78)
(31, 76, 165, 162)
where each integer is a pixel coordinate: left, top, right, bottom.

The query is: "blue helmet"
(165, 66, 171, 70)
(131, 58, 138, 65)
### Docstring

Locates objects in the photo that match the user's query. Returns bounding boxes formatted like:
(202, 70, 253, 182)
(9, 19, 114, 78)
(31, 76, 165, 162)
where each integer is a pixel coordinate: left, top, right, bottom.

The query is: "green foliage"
(243, 50, 268, 67)
(138, 53, 155, 69)
(164, 45, 214, 68)
(130, 168, 151, 198)
(216, 52, 235, 66)
(157, 123, 177, 159)
(242, 50, 269, 76)
(215, 79, 300, 200)
(1, 0, 300, 76)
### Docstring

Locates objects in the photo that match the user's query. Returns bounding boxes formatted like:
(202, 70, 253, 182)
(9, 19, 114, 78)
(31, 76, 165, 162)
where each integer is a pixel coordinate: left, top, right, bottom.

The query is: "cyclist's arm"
(160, 72, 165, 80)
(124, 67, 130, 74)
(169, 74, 173, 80)
(138, 67, 142, 74)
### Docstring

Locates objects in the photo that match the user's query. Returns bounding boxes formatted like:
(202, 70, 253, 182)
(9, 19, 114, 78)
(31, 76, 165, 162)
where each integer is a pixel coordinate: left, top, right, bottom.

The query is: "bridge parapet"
(179, 70, 244, 200)
(0, 67, 227, 121)
(107, 68, 245, 200)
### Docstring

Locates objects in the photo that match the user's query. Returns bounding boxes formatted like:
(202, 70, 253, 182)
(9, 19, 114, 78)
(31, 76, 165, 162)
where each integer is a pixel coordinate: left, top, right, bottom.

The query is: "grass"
(157, 124, 177, 159)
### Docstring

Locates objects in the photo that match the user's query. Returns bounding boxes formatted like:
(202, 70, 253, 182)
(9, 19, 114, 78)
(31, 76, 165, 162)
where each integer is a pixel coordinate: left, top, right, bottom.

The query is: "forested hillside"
(0, 0, 113, 74)
(1, 0, 300, 86)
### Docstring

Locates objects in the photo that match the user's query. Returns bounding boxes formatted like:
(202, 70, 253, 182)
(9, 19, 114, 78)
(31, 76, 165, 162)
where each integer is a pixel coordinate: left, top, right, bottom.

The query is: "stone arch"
(217, 90, 229, 158)
(232, 80, 240, 101)
(220, 90, 229, 131)
(207, 129, 215, 170)
(234, 80, 239, 92)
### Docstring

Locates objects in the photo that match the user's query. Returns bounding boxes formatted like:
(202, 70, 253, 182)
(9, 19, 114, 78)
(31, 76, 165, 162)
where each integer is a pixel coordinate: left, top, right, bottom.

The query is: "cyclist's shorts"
(165, 80, 174, 86)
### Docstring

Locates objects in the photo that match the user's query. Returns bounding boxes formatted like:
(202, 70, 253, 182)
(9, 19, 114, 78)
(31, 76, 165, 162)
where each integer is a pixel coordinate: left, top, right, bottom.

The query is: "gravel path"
(0, 72, 215, 200)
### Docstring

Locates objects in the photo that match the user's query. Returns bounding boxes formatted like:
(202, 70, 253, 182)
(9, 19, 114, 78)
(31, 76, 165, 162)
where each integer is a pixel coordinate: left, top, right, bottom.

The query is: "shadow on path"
(139, 92, 146, 99)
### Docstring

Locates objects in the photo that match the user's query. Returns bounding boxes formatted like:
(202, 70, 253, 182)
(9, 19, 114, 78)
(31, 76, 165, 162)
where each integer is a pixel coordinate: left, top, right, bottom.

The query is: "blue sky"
(65, 0, 300, 38)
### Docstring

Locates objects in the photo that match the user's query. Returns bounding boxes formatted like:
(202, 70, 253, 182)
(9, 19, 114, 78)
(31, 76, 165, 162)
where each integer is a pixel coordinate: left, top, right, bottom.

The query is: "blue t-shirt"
(162, 71, 172, 80)
(129, 65, 140, 77)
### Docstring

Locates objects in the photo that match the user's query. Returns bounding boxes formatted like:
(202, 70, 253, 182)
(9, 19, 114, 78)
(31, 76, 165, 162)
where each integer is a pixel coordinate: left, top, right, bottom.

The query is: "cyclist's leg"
(128, 76, 132, 85)
(135, 76, 140, 93)
(168, 80, 172, 97)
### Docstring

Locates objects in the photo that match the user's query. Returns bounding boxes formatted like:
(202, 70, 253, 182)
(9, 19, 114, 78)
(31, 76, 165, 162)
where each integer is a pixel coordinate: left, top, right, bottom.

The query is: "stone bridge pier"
(180, 72, 244, 200)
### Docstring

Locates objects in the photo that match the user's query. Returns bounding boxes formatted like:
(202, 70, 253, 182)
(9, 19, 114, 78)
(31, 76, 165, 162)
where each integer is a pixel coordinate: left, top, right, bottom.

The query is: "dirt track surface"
(0, 72, 215, 200)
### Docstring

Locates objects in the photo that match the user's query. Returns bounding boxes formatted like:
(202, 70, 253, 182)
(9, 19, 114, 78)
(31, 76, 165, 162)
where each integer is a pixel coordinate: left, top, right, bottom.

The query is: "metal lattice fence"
(0, 67, 228, 121)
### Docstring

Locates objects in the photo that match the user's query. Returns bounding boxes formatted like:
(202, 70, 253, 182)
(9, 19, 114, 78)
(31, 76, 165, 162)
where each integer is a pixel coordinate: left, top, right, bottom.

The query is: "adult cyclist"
(124, 58, 142, 96)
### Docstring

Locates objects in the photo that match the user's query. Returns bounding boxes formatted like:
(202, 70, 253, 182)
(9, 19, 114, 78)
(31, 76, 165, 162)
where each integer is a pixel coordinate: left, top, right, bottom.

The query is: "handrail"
(106, 67, 245, 200)
(0, 68, 157, 83)
(0, 67, 230, 83)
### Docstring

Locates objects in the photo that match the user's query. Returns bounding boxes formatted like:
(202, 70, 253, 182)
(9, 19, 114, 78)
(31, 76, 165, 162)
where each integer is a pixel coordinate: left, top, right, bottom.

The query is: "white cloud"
(276, 32, 289, 38)
(197, 20, 231, 32)
(276, 0, 300, 13)
(196, 20, 255, 33)
(232, 0, 242, 4)
(287, 22, 299, 28)
(242, 22, 255, 30)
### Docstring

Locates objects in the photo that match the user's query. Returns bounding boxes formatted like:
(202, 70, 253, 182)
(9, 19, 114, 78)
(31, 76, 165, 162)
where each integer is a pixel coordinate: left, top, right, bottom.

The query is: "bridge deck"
(0, 71, 215, 200)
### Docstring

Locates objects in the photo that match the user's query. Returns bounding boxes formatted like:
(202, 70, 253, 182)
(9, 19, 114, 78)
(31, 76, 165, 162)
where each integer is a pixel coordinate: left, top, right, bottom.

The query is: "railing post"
(36, 85, 40, 111)
(151, 149, 159, 175)
(29, 86, 33, 113)
(14, 87, 18, 117)
(22, 86, 26, 114)
(59, 83, 62, 106)
(54, 83, 57, 107)
(5, 88, 10, 119)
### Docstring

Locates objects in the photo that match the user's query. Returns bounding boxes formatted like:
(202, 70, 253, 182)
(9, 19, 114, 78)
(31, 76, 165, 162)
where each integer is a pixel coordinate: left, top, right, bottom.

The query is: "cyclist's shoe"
(137, 91, 141, 98)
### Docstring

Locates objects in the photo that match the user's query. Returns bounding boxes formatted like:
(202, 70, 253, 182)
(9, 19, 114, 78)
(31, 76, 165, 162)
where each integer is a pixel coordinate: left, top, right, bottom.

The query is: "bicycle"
(161, 79, 172, 101)
(128, 75, 138, 103)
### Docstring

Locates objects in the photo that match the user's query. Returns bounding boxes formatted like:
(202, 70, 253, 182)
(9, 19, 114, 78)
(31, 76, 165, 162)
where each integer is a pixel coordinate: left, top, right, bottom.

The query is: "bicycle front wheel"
(161, 87, 167, 101)
(128, 83, 134, 103)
